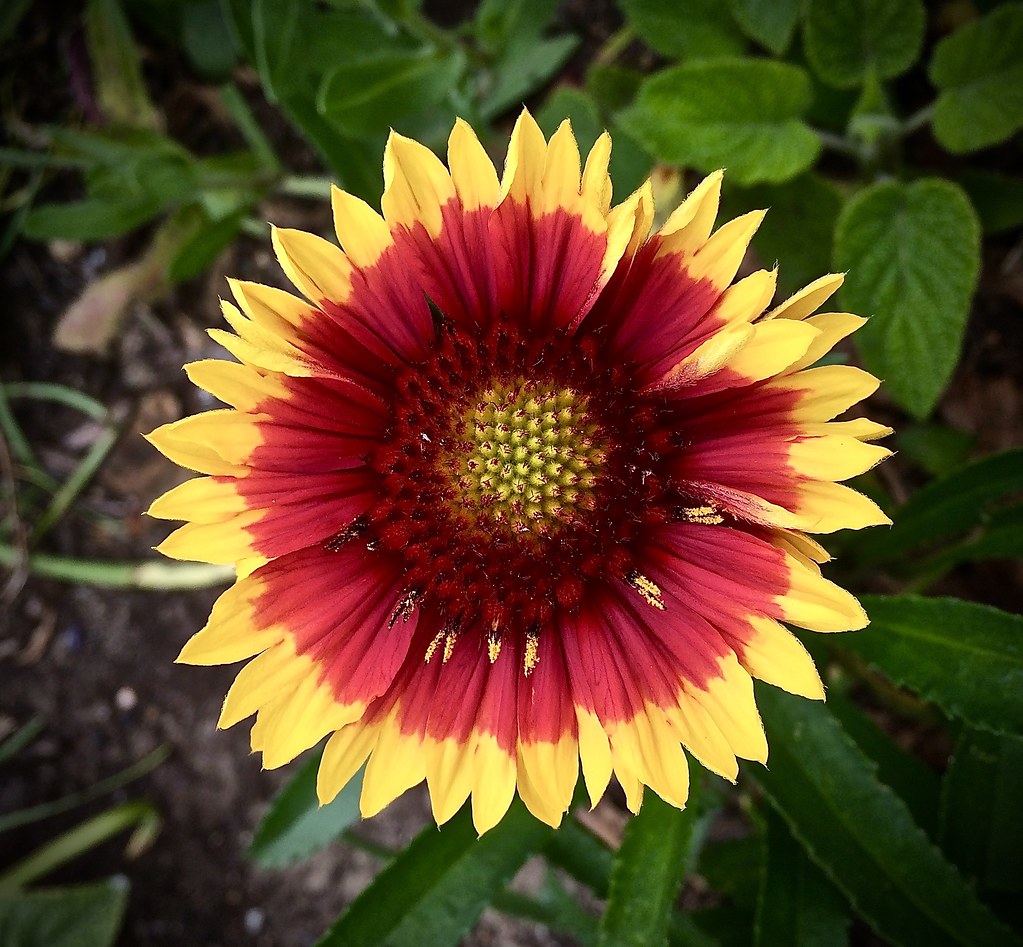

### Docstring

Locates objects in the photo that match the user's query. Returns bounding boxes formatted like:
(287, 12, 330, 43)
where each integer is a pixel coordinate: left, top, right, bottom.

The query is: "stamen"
(627, 571, 666, 610)
(389, 589, 420, 628)
(443, 629, 458, 663)
(323, 515, 368, 551)
(524, 629, 539, 676)
(682, 505, 724, 525)
(424, 628, 446, 664)
(487, 625, 502, 663)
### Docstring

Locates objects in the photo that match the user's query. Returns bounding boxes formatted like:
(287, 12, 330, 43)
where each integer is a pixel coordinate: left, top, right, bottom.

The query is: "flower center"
(442, 379, 606, 534)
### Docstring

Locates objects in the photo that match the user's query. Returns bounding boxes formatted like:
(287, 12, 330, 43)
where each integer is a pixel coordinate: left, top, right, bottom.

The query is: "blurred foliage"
(2, 0, 1022, 944)
(0, 722, 165, 947)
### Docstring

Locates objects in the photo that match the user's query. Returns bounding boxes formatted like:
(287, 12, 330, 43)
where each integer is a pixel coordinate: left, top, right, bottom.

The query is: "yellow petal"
(156, 511, 262, 563)
(330, 186, 392, 269)
(361, 713, 426, 818)
(724, 320, 821, 383)
(228, 278, 311, 330)
(740, 616, 824, 699)
(471, 734, 517, 835)
(687, 210, 766, 291)
(580, 132, 613, 216)
(785, 312, 868, 374)
(714, 268, 778, 326)
(777, 554, 869, 631)
(657, 170, 724, 255)
(148, 475, 246, 523)
(425, 736, 475, 825)
(516, 734, 577, 828)
(538, 119, 583, 217)
(768, 273, 845, 320)
(500, 109, 547, 204)
(271, 225, 353, 304)
(382, 131, 455, 236)
(576, 707, 613, 808)
(318, 722, 380, 805)
(794, 480, 892, 533)
(448, 118, 500, 210)
(788, 436, 892, 481)
(655, 323, 754, 389)
(780, 365, 880, 421)
(803, 418, 893, 441)
(253, 674, 358, 770)
(604, 181, 654, 274)
(666, 698, 738, 781)
(177, 576, 283, 666)
(184, 359, 289, 411)
(218, 640, 313, 729)
(687, 656, 767, 763)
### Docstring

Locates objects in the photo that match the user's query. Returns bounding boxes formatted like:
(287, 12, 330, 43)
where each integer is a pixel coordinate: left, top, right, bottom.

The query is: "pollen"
(443, 378, 607, 535)
(627, 571, 666, 610)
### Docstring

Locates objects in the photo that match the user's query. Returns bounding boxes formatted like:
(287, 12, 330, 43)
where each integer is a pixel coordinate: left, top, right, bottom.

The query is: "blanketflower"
(148, 111, 891, 834)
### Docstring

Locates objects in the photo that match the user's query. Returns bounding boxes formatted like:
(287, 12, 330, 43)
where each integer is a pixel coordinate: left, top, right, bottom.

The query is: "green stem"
(219, 83, 280, 172)
(278, 175, 335, 199)
(816, 129, 860, 158)
(0, 383, 36, 468)
(901, 103, 935, 136)
(3, 382, 107, 421)
(0, 802, 160, 889)
(31, 422, 120, 542)
(0, 545, 233, 589)
(594, 25, 636, 66)
(0, 746, 169, 834)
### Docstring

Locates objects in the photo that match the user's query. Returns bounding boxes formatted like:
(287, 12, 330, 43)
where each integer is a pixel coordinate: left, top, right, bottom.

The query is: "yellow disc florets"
(445, 378, 607, 534)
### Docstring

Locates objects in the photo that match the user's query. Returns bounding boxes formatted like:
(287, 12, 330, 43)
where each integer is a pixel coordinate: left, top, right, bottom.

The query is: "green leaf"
(724, 174, 842, 295)
(700, 834, 762, 909)
(0, 880, 128, 947)
(959, 171, 1023, 234)
(181, 0, 238, 80)
(598, 783, 708, 947)
(0, 718, 44, 766)
(941, 727, 1023, 892)
(167, 209, 245, 284)
(278, 97, 384, 201)
(804, 0, 924, 88)
(894, 423, 975, 478)
(315, 800, 551, 947)
(752, 688, 1019, 947)
(618, 0, 746, 60)
(620, 60, 820, 186)
(825, 691, 940, 836)
(248, 750, 363, 869)
(754, 812, 849, 947)
(480, 36, 578, 121)
(317, 49, 465, 140)
(855, 449, 1023, 564)
(834, 178, 981, 418)
(728, 0, 800, 55)
(844, 596, 1023, 737)
(930, 3, 1023, 153)
(586, 65, 643, 115)
(85, 0, 160, 129)
(22, 198, 164, 241)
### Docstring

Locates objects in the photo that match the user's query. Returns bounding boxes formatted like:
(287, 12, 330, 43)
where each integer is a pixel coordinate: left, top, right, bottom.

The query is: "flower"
(147, 111, 891, 834)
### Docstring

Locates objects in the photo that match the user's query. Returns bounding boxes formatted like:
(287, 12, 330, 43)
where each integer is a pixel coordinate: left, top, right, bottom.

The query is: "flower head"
(148, 111, 891, 834)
